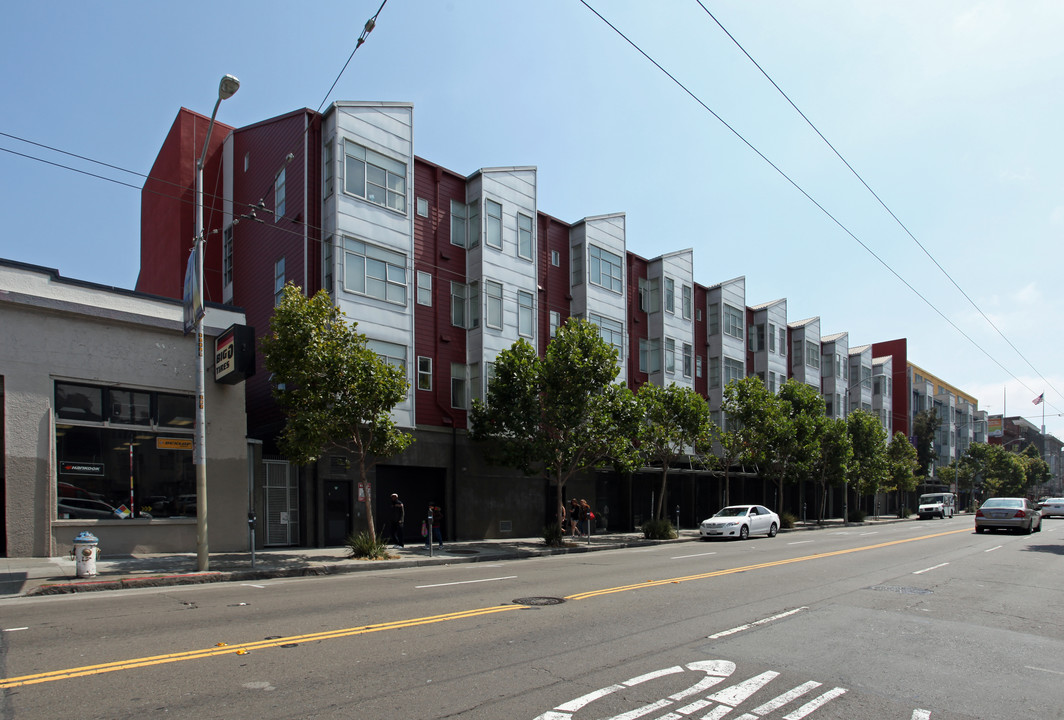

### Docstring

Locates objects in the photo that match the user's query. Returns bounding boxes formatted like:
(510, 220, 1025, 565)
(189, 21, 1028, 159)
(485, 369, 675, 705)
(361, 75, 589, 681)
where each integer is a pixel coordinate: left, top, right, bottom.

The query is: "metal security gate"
(264, 460, 298, 546)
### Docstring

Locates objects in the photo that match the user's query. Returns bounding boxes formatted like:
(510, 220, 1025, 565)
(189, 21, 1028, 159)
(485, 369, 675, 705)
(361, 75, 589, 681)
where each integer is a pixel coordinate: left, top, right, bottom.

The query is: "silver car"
(975, 498, 1042, 534)
(699, 505, 780, 540)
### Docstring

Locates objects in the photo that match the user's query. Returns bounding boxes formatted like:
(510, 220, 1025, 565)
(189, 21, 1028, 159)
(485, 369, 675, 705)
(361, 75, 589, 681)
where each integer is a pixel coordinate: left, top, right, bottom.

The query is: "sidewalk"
(0, 516, 916, 599)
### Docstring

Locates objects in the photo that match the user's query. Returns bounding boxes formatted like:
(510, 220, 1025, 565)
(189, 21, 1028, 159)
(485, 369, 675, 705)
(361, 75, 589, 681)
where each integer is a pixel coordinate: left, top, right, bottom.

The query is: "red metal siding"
(627, 253, 648, 389)
(694, 284, 708, 398)
(413, 158, 468, 428)
(538, 214, 571, 356)
(230, 110, 320, 438)
(871, 338, 910, 438)
(138, 109, 233, 300)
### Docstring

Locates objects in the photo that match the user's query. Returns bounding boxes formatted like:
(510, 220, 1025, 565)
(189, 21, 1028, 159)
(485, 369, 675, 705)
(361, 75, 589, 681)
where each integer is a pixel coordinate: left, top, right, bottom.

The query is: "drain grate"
(868, 585, 933, 595)
(513, 596, 566, 606)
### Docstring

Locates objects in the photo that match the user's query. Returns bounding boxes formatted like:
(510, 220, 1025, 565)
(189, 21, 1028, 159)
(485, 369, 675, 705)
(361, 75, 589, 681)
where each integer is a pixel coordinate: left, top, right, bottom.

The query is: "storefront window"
(54, 382, 195, 520)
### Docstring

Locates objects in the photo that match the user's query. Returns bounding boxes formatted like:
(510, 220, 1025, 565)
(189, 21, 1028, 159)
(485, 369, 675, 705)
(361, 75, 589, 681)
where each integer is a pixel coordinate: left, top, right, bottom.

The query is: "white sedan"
(699, 505, 780, 540)
(1040, 498, 1064, 518)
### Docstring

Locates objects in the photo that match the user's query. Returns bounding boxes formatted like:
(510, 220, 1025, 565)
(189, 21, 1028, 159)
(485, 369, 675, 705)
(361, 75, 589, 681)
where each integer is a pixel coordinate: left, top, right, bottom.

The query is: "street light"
(194, 73, 239, 572)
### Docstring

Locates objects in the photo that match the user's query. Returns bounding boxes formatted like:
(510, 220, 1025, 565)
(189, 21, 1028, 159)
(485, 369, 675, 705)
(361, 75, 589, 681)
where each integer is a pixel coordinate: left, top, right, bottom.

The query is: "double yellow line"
(1, 527, 969, 689)
(0, 605, 522, 689)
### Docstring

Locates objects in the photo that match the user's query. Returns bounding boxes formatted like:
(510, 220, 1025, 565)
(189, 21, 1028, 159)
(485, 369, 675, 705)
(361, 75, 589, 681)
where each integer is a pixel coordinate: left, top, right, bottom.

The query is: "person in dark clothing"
(425, 500, 443, 549)
(390, 493, 405, 547)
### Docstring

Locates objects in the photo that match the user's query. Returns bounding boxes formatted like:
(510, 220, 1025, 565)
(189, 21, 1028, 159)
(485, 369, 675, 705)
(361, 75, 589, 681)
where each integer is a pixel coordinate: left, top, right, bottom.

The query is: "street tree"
(912, 408, 940, 482)
(886, 431, 919, 515)
(260, 284, 414, 540)
(810, 416, 852, 523)
(847, 409, 888, 515)
(963, 442, 1026, 498)
(469, 319, 639, 532)
(721, 376, 788, 507)
(1018, 444, 1050, 494)
(635, 383, 711, 520)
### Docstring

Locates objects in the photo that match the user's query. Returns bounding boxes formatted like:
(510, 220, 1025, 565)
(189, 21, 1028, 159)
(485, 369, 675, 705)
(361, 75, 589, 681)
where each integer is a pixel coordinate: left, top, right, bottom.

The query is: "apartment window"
(683, 343, 693, 378)
(367, 339, 407, 372)
(551, 250, 560, 267)
(518, 290, 534, 337)
(836, 354, 843, 378)
(549, 310, 561, 337)
(779, 328, 786, 356)
(222, 225, 234, 287)
(467, 200, 479, 248)
(639, 338, 661, 374)
(793, 338, 804, 364)
(665, 278, 675, 313)
(639, 277, 661, 313)
(450, 200, 468, 248)
(517, 213, 533, 260)
(822, 351, 833, 378)
(723, 304, 743, 340)
(768, 323, 776, 352)
(342, 237, 407, 305)
(343, 140, 406, 213)
(806, 341, 820, 369)
(451, 363, 467, 409)
(571, 244, 584, 286)
(486, 280, 503, 329)
(274, 166, 286, 221)
(416, 271, 432, 306)
(274, 257, 285, 307)
(416, 197, 429, 217)
(682, 285, 692, 320)
(696, 355, 703, 378)
(708, 303, 720, 335)
(768, 371, 777, 393)
(451, 282, 468, 328)
(749, 323, 765, 352)
(322, 236, 333, 296)
(862, 365, 872, 389)
(665, 338, 676, 374)
(724, 357, 744, 386)
(589, 313, 623, 355)
(470, 363, 482, 403)
(709, 356, 721, 389)
(323, 142, 333, 196)
(417, 356, 432, 391)
(589, 245, 623, 293)
(485, 199, 503, 249)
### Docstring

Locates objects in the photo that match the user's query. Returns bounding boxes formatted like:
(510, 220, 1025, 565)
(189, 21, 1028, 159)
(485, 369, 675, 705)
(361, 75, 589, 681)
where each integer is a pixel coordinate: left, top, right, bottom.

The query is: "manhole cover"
(513, 596, 565, 606)
(868, 585, 933, 595)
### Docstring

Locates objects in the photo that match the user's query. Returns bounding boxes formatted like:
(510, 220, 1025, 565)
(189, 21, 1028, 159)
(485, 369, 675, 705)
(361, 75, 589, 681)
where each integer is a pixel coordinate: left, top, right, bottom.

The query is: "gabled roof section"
(849, 344, 872, 354)
(749, 298, 786, 311)
(704, 275, 745, 291)
(788, 316, 819, 329)
(821, 331, 848, 343)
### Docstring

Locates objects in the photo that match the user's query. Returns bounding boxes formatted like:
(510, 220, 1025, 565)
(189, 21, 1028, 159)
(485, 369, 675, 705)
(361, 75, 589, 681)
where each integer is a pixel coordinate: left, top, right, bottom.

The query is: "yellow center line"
(1, 526, 970, 689)
(0, 605, 523, 689)
(567, 528, 970, 600)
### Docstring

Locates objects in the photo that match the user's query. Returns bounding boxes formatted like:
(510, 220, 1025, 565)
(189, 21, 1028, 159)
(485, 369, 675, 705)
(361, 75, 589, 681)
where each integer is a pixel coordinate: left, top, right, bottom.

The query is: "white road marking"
(671, 551, 717, 559)
(1025, 665, 1064, 676)
(750, 681, 822, 714)
(913, 562, 949, 575)
(708, 607, 808, 639)
(984, 545, 1002, 553)
(911, 710, 932, 719)
(787, 540, 814, 545)
(415, 575, 516, 589)
(2, 627, 29, 632)
(783, 687, 847, 719)
(242, 584, 266, 589)
(859, 531, 879, 536)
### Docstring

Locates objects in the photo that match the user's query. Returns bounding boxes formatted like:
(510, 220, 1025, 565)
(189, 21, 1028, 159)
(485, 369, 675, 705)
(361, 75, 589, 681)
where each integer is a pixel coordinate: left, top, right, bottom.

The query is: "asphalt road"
(2, 518, 1062, 719)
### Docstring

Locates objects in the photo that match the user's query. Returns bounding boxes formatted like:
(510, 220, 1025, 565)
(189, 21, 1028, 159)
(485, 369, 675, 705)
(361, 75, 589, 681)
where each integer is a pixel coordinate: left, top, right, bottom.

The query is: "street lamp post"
(194, 74, 239, 572)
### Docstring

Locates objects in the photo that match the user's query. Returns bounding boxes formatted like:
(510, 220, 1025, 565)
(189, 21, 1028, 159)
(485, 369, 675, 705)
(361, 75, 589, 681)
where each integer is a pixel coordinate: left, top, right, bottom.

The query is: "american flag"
(1033, 393, 1044, 405)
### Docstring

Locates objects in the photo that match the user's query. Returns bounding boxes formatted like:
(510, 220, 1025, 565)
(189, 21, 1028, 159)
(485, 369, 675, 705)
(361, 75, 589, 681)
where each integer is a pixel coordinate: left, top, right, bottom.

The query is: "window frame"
(417, 356, 432, 391)
(589, 244, 623, 293)
(342, 236, 408, 306)
(343, 139, 407, 214)
(485, 199, 503, 249)
(485, 280, 503, 330)
(517, 212, 533, 260)
(416, 271, 432, 306)
(517, 290, 534, 338)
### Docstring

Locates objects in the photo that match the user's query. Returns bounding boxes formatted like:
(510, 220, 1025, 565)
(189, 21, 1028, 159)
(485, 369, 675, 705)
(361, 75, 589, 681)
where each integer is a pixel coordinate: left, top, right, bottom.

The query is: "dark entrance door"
(324, 480, 352, 546)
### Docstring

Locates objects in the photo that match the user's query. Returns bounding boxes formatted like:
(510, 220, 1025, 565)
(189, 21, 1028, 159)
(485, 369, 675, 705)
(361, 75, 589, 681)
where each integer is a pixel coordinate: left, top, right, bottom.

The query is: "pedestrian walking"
(569, 498, 583, 537)
(425, 500, 443, 549)
(580, 499, 593, 536)
(390, 493, 405, 547)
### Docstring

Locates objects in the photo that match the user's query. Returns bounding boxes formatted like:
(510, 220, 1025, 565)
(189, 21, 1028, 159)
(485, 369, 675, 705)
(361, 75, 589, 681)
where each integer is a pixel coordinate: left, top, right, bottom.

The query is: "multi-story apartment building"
(135, 100, 988, 547)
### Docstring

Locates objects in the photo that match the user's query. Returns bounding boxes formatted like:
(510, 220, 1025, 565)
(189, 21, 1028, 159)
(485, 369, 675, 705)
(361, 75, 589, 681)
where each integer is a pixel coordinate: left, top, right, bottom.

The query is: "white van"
(918, 492, 956, 519)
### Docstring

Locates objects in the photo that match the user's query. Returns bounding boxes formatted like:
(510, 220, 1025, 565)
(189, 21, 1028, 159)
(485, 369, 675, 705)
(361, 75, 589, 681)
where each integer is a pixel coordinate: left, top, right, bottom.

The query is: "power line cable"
(692, 0, 1062, 410)
(577, 0, 1043, 405)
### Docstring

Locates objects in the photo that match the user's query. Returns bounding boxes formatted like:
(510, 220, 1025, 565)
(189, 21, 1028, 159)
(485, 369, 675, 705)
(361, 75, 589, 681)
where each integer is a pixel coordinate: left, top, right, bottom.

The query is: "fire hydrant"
(72, 532, 100, 577)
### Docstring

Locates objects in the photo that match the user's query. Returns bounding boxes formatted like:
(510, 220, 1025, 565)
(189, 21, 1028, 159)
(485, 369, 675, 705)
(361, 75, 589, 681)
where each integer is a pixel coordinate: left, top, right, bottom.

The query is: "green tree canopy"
(635, 383, 711, 520)
(847, 410, 888, 510)
(721, 376, 786, 505)
(260, 283, 414, 539)
(912, 408, 940, 479)
(811, 416, 852, 523)
(469, 319, 639, 530)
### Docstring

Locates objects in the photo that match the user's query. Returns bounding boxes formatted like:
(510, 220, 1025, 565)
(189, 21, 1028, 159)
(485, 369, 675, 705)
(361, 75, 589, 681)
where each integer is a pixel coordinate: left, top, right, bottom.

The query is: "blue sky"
(3, 0, 1063, 438)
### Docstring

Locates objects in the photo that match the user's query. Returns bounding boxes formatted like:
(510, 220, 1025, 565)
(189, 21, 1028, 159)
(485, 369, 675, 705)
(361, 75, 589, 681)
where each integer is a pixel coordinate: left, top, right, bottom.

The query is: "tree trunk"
(655, 468, 669, 520)
(360, 456, 376, 539)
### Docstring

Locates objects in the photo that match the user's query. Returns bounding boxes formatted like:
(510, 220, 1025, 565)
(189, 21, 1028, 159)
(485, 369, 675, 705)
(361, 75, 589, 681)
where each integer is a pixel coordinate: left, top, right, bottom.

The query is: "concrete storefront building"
(1, 259, 250, 557)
